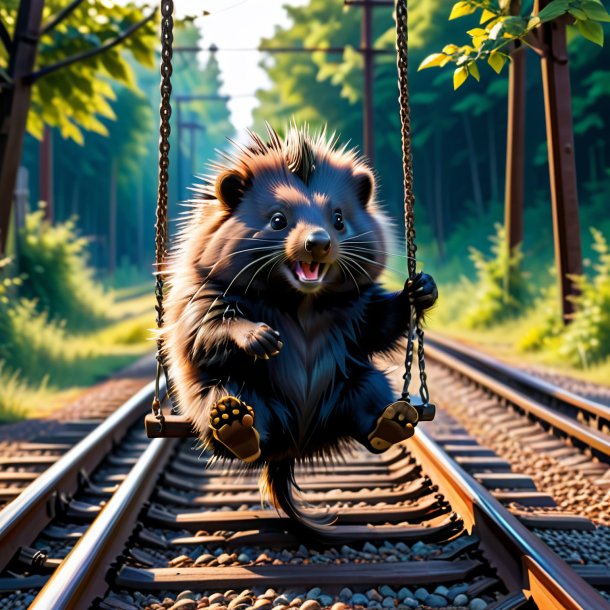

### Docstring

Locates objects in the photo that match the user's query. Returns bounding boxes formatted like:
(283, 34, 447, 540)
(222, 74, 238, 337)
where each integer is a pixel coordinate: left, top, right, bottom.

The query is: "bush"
(461, 224, 530, 328)
(559, 229, 610, 367)
(18, 204, 113, 331)
(516, 279, 563, 353)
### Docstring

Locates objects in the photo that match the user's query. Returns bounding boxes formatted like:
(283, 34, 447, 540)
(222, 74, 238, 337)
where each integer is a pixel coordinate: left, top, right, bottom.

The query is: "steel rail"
(0, 380, 159, 572)
(25, 422, 608, 610)
(408, 428, 609, 610)
(424, 337, 610, 461)
(427, 332, 610, 425)
(30, 437, 176, 610)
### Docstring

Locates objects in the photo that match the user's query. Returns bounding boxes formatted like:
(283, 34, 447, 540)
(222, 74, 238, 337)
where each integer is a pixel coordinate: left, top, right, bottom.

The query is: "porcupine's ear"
(352, 167, 375, 208)
(216, 171, 249, 210)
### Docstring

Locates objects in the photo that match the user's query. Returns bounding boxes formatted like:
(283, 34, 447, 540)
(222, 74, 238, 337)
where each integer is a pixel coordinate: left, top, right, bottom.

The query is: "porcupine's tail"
(260, 459, 339, 541)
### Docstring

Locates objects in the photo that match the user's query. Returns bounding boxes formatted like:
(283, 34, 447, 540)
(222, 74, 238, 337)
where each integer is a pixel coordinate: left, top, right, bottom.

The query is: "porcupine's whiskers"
(337, 258, 360, 294)
(340, 248, 408, 277)
(245, 251, 286, 294)
(223, 249, 284, 297)
(187, 244, 281, 307)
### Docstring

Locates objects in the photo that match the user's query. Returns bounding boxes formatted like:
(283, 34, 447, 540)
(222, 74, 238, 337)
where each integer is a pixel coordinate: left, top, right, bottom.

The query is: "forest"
(2, 0, 610, 418)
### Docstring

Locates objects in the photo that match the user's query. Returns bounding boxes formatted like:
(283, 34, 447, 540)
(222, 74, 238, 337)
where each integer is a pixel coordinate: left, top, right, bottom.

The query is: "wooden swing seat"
(145, 413, 197, 438)
(145, 401, 435, 439)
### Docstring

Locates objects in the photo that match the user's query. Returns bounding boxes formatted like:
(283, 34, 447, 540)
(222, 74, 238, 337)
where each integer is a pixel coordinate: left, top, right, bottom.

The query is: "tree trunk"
(40, 126, 54, 221)
(434, 130, 445, 260)
(537, 0, 583, 323)
(0, 0, 45, 254)
(462, 115, 485, 217)
(109, 159, 117, 274)
(487, 111, 499, 204)
(504, 44, 526, 251)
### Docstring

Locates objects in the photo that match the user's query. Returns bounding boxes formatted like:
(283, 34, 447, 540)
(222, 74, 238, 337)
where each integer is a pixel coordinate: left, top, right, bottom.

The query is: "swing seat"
(145, 413, 197, 438)
(145, 398, 435, 440)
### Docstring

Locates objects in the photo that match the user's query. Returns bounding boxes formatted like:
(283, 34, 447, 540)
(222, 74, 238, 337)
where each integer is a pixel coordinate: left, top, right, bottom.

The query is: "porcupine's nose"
(305, 230, 331, 259)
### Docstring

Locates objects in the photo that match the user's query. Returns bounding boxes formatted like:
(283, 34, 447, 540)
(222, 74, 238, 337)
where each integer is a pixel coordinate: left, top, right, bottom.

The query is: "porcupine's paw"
(210, 396, 261, 463)
(242, 323, 283, 360)
(367, 401, 419, 453)
(405, 272, 438, 314)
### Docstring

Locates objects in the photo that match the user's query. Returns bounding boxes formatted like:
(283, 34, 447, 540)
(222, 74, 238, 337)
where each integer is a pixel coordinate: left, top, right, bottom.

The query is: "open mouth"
(293, 261, 328, 283)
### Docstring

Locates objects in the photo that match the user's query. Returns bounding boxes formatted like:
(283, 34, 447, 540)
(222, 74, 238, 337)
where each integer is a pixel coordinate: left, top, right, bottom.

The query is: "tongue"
(299, 262, 319, 281)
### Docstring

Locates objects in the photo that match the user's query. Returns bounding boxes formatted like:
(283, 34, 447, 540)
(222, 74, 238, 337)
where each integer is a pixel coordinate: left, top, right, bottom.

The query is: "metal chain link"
(152, 0, 174, 428)
(395, 0, 430, 405)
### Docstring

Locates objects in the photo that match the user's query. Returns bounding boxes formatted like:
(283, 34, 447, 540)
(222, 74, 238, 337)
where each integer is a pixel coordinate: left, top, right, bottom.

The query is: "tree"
(418, 0, 610, 321)
(0, 0, 158, 253)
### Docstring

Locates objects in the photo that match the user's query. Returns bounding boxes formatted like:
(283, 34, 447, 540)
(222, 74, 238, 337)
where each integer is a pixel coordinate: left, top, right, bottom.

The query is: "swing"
(144, 0, 435, 441)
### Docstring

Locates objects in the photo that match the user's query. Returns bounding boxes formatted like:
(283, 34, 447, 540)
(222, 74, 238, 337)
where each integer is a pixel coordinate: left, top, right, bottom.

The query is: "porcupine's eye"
(270, 212, 287, 230)
(333, 210, 345, 231)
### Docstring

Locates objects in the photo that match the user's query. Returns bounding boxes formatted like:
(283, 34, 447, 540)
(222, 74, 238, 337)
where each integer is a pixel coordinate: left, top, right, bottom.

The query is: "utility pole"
(40, 126, 54, 221)
(344, 0, 393, 162)
(536, 0, 582, 322)
(0, 0, 45, 254)
(504, 1, 526, 253)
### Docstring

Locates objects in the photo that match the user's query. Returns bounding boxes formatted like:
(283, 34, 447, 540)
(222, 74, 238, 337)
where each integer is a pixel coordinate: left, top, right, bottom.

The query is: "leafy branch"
(418, 0, 610, 89)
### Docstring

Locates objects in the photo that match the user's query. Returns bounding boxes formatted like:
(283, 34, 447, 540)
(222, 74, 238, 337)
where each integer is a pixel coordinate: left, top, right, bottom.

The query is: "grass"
(428, 301, 610, 388)
(0, 290, 155, 423)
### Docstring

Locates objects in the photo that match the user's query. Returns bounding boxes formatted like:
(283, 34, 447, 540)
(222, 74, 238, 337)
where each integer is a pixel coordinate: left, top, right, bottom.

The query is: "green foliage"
(559, 229, 610, 366)
(419, 0, 610, 88)
(516, 277, 563, 352)
(17, 204, 113, 330)
(0, 0, 157, 143)
(0, 363, 47, 423)
(461, 224, 530, 328)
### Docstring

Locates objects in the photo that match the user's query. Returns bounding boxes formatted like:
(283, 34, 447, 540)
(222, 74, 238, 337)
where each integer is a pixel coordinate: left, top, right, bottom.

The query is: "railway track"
(0, 340, 608, 609)
(425, 333, 610, 451)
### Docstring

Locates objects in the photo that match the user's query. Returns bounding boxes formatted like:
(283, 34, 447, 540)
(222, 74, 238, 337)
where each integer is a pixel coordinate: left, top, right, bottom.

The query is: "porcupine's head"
(185, 123, 391, 298)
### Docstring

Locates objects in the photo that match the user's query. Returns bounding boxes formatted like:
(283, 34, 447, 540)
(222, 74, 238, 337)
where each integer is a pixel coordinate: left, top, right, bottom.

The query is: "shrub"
(517, 274, 563, 353)
(559, 229, 610, 367)
(462, 224, 530, 328)
(18, 204, 113, 331)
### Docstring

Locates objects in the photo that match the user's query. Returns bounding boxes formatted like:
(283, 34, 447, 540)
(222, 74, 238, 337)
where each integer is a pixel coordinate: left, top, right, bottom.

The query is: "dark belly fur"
(198, 290, 395, 460)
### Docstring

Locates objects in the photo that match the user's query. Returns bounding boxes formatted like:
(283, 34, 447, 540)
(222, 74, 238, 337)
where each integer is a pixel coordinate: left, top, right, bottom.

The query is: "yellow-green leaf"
(480, 8, 497, 23)
(454, 65, 469, 89)
(450, 1, 477, 20)
(468, 61, 481, 81)
(489, 20, 504, 39)
(569, 7, 587, 19)
(442, 44, 459, 54)
(581, 1, 610, 22)
(467, 27, 487, 36)
(577, 19, 604, 45)
(418, 53, 448, 70)
(527, 15, 541, 29)
(488, 51, 507, 74)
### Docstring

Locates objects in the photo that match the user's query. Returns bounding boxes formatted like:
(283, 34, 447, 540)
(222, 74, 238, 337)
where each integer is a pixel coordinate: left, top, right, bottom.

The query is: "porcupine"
(162, 124, 437, 537)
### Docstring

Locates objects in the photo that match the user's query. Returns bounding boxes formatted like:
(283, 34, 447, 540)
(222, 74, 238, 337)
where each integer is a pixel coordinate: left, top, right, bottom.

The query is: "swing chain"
(395, 0, 430, 408)
(152, 0, 175, 430)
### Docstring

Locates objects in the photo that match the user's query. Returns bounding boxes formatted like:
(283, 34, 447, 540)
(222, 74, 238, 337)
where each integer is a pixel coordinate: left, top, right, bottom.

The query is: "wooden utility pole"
(537, 0, 582, 321)
(109, 159, 117, 274)
(343, 0, 393, 161)
(0, 0, 45, 254)
(40, 126, 54, 220)
(504, 0, 526, 252)
(361, 0, 375, 162)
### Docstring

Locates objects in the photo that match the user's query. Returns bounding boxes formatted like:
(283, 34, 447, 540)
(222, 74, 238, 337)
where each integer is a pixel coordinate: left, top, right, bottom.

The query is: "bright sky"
(173, 0, 309, 134)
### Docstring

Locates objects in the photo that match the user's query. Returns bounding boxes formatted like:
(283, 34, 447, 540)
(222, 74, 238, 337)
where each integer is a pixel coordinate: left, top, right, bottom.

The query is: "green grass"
(0, 291, 154, 422)
(429, 293, 610, 388)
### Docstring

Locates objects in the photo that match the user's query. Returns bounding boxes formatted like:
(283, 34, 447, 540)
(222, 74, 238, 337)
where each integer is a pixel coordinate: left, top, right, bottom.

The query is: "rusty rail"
(426, 333, 610, 460)
(0, 380, 158, 572)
